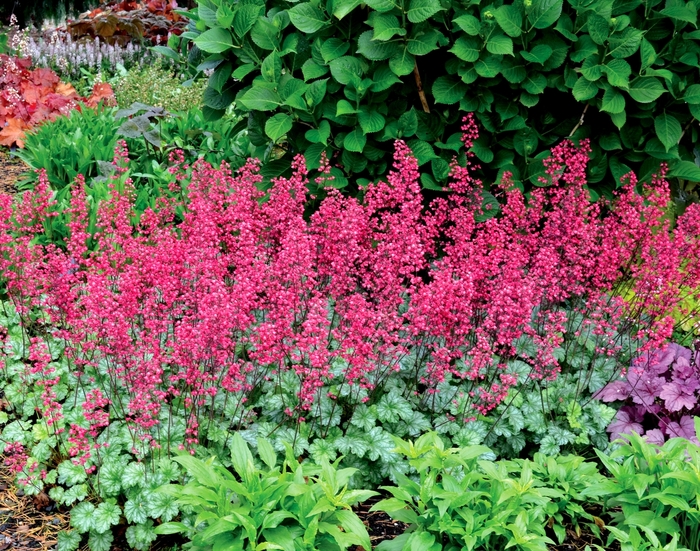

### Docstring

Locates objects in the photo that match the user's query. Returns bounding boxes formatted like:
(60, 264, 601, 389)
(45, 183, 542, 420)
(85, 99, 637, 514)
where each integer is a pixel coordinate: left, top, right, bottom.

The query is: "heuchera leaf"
(607, 406, 644, 441)
(659, 382, 696, 412)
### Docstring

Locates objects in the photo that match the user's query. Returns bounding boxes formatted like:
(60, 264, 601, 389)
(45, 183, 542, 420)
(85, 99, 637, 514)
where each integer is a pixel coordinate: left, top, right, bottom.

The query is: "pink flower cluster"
(2, 115, 700, 451)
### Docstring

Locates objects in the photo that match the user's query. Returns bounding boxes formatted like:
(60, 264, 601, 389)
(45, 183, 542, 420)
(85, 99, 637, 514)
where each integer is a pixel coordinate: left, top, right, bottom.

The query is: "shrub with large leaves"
(168, 0, 700, 200)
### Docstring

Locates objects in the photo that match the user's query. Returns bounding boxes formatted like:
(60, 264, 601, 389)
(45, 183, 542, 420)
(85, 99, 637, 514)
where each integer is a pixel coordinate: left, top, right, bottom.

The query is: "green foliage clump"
(377, 428, 700, 551)
(113, 61, 208, 113)
(155, 433, 376, 551)
(172, 0, 700, 200)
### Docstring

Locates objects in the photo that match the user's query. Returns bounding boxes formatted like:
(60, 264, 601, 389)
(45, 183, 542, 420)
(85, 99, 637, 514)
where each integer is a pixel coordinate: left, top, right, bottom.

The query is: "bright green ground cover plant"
(170, 0, 700, 200)
(154, 433, 375, 551)
(581, 421, 700, 551)
(15, 104, 250, 193)
(376, 427, 700, 551)
(373, 432, 606, 551)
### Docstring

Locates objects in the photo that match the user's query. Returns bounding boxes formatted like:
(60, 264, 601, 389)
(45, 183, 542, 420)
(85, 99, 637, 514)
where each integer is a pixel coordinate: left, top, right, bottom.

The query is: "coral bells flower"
(1, 112, 699, 447)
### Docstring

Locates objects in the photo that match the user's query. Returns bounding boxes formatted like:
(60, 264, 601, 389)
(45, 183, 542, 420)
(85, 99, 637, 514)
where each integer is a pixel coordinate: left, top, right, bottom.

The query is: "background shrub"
(113, 59, 207, 112)
(173, 0, 700, 203)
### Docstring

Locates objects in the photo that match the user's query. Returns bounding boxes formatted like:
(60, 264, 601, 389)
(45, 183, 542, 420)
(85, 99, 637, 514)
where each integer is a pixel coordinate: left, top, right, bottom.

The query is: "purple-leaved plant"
(597, 341, 700, 444)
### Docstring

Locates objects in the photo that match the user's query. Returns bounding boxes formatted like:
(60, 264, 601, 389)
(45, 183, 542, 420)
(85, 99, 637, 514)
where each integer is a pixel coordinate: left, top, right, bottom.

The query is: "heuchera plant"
(0, 54, 115, 147)
(598, 342, 700, 445)
(1, 114, 700, 488)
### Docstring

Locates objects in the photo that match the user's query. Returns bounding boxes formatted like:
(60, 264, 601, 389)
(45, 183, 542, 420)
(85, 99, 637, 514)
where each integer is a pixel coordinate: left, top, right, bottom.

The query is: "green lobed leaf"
(93, 502, 121, 534)
(70, 501, 95, 533)
(88, 531, 113, 551)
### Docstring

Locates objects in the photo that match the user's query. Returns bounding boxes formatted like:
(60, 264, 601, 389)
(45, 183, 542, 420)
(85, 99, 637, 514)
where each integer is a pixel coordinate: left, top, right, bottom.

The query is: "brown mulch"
(0, 149, 28, 195)
(0, 465, 68, 551)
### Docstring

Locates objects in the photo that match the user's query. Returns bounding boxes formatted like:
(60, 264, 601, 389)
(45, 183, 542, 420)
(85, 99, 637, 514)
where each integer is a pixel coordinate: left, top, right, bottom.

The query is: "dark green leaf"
(321, 38, 350, 62)
(370, 14, 406, 41)
(528, 0, 563, 29)
(655, 113, 682, 152)
(329, 56, 364, 84)
(344, 128, 367, 152)
(683, 83, 700, 104)
(608, 27, 642, 59)
(486, 34, 514, 56)
(203, 85, 235, 110)
(358, 107, 386, 133)
(520, 44, 552, 63)
(288, 4, 329, 33)
(233, 5, 262, 37)
(601, 87, 625, 113)
(209, 61, 233, 92)
(432, 76, 468, 105)
(449, 36, 480, 62)
(265, 114, 293, 143)
(628, 77, 665, 103)
(261, 51, 282, 83)
(406, 0, 443, 23)
(587, 14, 609, 45)
(572, 77, 598, 100)
(239, 86, 283, 111)
(494, 4, 523, 37)
(389, 49, 415, 75)
(194, 28, 233, 53)
(357, 31, 400, 60)
(453, 14, 481, 35)
(604, 58, 631, 89)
